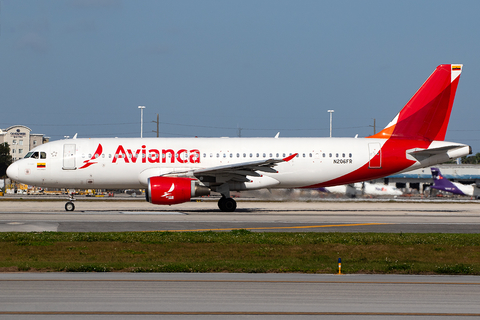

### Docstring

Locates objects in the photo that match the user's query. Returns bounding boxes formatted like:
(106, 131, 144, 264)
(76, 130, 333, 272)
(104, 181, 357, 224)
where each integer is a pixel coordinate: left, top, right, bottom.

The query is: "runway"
(1, 198, 480, 233)
(1, 273, 480, 319)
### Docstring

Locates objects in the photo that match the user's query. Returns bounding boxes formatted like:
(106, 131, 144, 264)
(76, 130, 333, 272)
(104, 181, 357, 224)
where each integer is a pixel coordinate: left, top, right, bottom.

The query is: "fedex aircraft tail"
(430, 167, 465, 196)
(369, 64, 462, 141)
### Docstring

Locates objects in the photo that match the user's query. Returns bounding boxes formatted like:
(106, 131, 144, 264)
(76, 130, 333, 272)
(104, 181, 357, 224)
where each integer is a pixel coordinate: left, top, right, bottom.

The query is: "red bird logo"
(79, 144, 103, 169)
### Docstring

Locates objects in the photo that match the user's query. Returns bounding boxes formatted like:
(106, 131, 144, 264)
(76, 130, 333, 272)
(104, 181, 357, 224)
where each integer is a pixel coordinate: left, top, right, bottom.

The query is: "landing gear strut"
(218, 196, 237, 212)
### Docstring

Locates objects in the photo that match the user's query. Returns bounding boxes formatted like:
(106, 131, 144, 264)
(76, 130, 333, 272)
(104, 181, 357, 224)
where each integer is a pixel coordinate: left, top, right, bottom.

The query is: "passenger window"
(323, 153, 326, 157)
(336, 153, 339, 158)
(329, 153, 332, 157)
(342, 153, 345, 158)
(256, 153, 259, 157)
(349, 153, 352, 158)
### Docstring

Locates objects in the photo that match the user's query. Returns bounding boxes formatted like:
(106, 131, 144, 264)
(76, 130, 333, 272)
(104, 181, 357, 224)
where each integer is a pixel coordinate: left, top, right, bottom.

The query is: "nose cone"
(6, 162, 19, 180)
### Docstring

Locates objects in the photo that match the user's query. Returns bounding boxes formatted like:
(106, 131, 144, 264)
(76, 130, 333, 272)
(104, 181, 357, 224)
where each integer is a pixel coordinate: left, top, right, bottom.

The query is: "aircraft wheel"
(218, 197, 237, 212)
(224, 198, 237, 212)
(65, 201, 75, 212)
(218, 197, 226, 211)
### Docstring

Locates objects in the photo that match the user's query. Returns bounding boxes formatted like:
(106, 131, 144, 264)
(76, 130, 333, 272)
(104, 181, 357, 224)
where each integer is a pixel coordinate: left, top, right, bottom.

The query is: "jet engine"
(146, 176, 210, 205)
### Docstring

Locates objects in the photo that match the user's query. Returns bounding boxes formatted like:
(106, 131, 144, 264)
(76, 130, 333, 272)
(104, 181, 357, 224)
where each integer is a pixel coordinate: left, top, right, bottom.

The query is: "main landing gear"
(218, 196, 237, 212)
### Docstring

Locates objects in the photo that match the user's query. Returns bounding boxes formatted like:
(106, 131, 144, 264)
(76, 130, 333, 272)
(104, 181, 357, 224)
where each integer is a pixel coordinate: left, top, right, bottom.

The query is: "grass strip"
(1, 230, 479, 274)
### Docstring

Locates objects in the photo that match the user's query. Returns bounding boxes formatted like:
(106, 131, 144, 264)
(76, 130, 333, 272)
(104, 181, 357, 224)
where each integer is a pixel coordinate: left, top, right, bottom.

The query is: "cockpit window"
(25, 151, 47, 159)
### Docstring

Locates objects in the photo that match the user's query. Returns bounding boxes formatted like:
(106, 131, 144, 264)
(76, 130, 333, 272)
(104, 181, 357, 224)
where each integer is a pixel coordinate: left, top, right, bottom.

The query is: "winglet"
(283, 153, 298, 162)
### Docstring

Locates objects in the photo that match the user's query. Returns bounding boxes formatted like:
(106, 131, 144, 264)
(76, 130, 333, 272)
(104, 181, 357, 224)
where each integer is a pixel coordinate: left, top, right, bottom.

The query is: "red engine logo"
(147, 176, 195, 205)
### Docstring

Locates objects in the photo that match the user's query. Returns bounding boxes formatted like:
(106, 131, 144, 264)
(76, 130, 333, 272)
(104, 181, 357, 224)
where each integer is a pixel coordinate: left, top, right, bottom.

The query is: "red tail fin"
(368, 64, 462, 141)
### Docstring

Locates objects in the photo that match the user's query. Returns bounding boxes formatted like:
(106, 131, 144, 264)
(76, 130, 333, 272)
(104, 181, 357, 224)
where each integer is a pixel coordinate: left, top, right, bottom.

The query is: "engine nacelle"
(146, 176, 210, 205)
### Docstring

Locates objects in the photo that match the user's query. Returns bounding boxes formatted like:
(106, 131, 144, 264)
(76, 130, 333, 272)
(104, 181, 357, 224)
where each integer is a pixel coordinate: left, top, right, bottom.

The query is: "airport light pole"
(138, 106, 146, 138)
(327, 110, 334, 137)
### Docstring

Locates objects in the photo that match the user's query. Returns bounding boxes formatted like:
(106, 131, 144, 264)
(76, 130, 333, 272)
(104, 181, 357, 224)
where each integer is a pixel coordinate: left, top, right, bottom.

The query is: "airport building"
(0, 125, 49, 161)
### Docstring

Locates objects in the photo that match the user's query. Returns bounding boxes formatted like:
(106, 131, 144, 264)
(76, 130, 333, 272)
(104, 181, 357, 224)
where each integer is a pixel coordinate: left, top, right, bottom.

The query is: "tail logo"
(79, 144, 103, 169)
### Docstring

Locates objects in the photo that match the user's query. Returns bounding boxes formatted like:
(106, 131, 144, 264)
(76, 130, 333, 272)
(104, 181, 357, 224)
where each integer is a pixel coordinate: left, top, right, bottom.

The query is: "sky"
(2, 0, 480, 153)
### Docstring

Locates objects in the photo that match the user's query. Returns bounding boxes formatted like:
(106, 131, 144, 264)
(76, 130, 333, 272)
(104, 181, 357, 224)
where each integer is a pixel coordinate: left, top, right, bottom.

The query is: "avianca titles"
(7, 64, 472, 212)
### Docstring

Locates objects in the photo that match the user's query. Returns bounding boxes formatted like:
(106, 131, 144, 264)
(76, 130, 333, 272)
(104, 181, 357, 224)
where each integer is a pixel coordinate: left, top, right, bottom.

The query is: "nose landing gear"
(65, 190, 76, 211)
(65, 201, 75, 211)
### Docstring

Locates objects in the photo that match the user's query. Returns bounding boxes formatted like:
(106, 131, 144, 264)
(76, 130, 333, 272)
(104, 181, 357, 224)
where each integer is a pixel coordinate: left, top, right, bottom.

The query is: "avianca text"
(112, 145, 200, 164)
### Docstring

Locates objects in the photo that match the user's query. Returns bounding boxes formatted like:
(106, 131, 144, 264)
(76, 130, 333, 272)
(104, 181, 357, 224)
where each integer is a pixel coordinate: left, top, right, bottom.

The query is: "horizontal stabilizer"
(406, 144, 471, 167)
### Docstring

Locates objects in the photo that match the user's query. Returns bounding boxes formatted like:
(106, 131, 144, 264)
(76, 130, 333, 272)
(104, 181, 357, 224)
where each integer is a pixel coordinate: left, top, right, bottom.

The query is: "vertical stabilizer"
(430, 167, 465, 195)
(369, 64, 462, 141)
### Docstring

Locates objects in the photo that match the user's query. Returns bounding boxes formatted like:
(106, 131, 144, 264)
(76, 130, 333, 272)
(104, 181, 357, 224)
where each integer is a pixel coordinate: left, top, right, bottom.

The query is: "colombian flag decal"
(37, 163, 46, 168)
(452, 65, 461, 70)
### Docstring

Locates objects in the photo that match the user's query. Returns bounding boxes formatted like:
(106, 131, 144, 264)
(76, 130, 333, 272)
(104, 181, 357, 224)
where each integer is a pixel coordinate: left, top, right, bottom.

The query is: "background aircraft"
(7, 65, 471, 211)
(429, 167, 480, 199)
(320, 182, 402, 198)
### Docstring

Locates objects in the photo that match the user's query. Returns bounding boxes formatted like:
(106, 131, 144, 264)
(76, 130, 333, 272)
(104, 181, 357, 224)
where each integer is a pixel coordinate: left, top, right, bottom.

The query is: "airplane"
(319, 182, 403, 198)
(6, 64, 471, 212)
(429, 167, 480, 198)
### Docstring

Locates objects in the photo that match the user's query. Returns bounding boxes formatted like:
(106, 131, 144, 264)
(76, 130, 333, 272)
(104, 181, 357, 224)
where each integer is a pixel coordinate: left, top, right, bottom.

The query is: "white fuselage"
(7, 137, 466, 191)
(8, 137, 384, 190)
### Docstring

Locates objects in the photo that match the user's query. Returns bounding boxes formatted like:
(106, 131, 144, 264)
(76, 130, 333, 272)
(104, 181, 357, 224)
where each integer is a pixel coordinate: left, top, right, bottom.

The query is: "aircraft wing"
(192, 153, 297, 183)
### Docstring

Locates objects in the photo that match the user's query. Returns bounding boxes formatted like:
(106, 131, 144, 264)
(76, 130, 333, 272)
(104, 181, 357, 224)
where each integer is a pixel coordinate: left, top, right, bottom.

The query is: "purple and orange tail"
(430, 167, 464, 195)
(368, 64, 462, 141)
